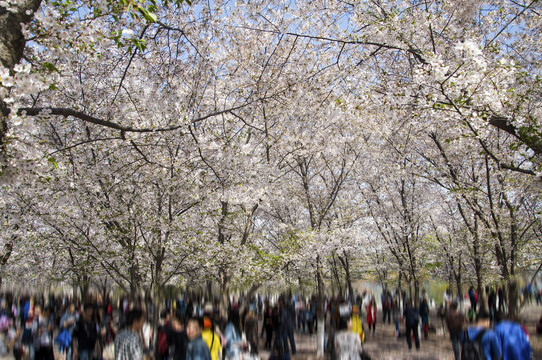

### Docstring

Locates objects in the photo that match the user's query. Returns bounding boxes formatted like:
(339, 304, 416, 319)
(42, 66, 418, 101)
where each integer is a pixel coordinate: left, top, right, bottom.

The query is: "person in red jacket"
(366, 297, 377, 336)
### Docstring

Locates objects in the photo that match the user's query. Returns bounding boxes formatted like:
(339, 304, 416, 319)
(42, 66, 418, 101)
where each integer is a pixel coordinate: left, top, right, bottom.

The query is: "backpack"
(461, 329, 486, 360)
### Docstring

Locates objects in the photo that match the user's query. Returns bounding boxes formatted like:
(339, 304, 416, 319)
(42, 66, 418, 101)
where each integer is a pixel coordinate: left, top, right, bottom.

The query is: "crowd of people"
(0, 292, 308, 360)
(0, 293, 115, 360)
(0, 287, 538, 360)
(321, 286, 537, 360)
(445, 301, 533, 360)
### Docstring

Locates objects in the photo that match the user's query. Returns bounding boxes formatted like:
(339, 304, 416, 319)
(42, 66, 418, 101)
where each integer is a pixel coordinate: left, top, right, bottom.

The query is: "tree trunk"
(316, 256, 325, 357)
(151, 248, 165, 359)
(101, 279, 109, 306)
(456, 253, 463, 311)
(130, 265, 140, 302)
(456, 278, 463, 312)
(0, 0, 42, 168)
(72, 278, 78, 302)
(331, 255, 343, 300)
(0, 242, 13, 288)
(472, 216, 485, 313)
(507, 279, 519, 319)
(478, 285, 488, 314)
(152, 284, 161, 360)
(206, 280, 213, 302)
(220, 269, 230, 319)
(475, 271, 486, 313)
(414, 280, 420, 308)
(397, 272, 402, 300)
(80, 274, 89, 301)
(338, 252, 354, 302)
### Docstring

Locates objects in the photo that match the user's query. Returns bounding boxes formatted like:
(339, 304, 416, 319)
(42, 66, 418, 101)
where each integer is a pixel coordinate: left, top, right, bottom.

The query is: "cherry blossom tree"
(0, 0, 541, 332)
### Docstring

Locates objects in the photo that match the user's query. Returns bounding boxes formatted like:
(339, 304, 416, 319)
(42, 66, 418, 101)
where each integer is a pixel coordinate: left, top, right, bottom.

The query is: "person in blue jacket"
(461, 310, 501, 360)
(494, 312, 532, 360)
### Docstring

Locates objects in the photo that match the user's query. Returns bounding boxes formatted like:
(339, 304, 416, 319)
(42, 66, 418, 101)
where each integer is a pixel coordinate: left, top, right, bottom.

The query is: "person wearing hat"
(202, 316, 222, 360)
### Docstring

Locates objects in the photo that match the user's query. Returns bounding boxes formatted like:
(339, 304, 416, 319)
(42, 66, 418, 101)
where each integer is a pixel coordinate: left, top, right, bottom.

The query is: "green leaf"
(47, 155, 58, 168)
(137, 7, 157, 22)
(43, 62, 60, 73)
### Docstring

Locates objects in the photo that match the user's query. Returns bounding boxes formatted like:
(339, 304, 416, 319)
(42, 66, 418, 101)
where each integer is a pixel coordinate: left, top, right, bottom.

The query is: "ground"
(258, 304, 542, 360)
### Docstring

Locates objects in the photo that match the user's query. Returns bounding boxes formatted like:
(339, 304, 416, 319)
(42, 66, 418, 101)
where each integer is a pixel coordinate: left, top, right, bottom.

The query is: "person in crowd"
(419, 297, 430, 340)
(224, 309, 243, 359)
(366, 297, 376, 336)
(306, 300, 314, 337)
(436, 303, 446, 335)
(263, 299, 273, 349)
(280, 298, 296, 357)
(494, 312, 532, 360)
(272, 303, 282, 350)
(5, 317, 22, 360)
(157, 310, 171, 360)
(243, 308, 258, 355)
(334, 316, 364, 360)
(461, 310, 501, 360)
(59, 303, 78, 360)
(382, 292, 391, 325)
(329, 300, 337, 331)
(202, 315, 222, 360)
(258, 296, 263, 321)
(350, 305, 364, 344)
(20, 298, 34, 360)
(72, 304, 97, 360)
(114, 308, 145, 360)
(487, 287, 497, 325)
(186, 317, 211, 360)
(404, 300, 420, 351)
(0, 315, 12, 358)
(168, 313, 188, 360)
(468, 286, 477, 321)
(95, 307, 109, 360)
(445, 301, 464, 360)
(32, 305, 54, 360)
(497, 287, 505, 312)
(392, 298, 400, 338)
(325, 319, 337, 360)
(297, 300, 305, 334)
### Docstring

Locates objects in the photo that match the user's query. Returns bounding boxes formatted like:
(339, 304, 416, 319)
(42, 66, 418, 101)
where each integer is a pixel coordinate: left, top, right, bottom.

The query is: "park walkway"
(258, 320, 455, 360)
(258, 304, 542, 360)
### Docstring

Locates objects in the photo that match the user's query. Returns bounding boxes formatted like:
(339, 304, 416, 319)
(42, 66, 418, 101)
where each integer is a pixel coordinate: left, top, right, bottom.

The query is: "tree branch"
(17, 102, 257, 133)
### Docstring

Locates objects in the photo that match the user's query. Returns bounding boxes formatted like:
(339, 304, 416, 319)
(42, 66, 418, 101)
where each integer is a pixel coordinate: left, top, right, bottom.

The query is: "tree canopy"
(1, 0, 541, 333)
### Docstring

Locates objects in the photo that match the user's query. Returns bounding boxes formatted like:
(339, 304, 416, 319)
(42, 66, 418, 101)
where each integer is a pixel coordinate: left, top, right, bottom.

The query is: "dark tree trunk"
(507, 279, 519, 319)
(220, 270, 230, 319)
(0, 242, 13, 288)
(0, 0, 42, 167)
(338, 252, 354, 301)
(206, 280, 213, 301)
